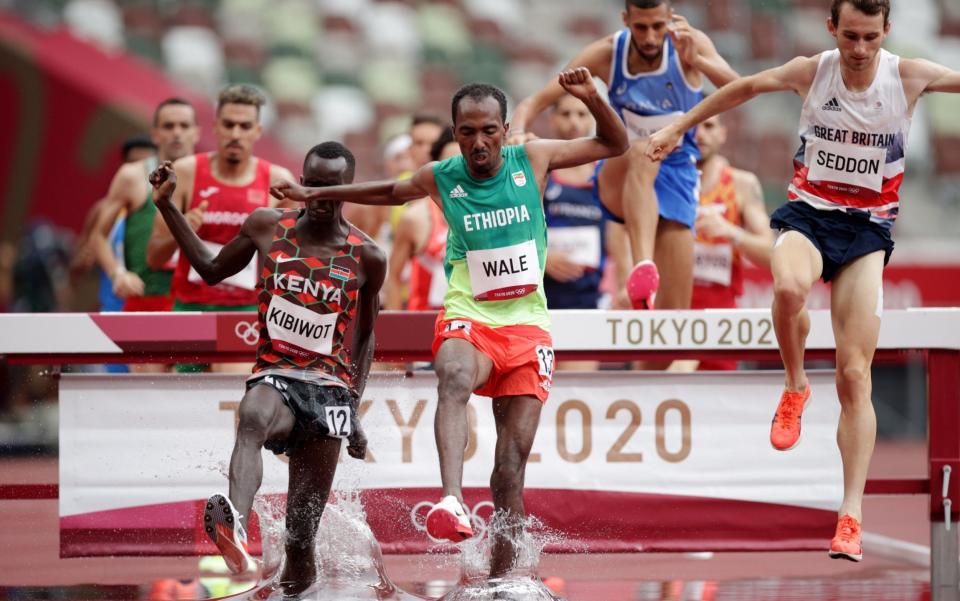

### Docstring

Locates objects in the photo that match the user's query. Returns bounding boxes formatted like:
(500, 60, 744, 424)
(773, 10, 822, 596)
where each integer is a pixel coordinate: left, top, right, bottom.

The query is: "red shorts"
(432, 312, 554, 402)
(691, 285, 737, 371)
(123, 295, 174, 312)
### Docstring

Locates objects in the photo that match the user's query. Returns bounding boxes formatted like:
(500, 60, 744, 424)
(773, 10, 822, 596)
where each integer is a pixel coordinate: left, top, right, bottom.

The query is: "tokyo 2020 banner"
(59, 371, 842, 557)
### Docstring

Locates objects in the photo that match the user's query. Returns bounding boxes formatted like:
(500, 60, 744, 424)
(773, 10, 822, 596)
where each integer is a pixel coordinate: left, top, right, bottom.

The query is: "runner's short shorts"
(247, 374, 357, 456)
(433, 311, 554, 403)
(770, 201, 893, 282)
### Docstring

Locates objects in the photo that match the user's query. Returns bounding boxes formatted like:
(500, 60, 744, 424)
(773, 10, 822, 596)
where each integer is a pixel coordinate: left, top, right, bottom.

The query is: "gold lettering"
(387, 399, 427, 464)
(556, 400, 592, 463)
(607, 318, 621, 345)
(627, 319, 643, 344)
(656, 399, 691, 462)
(605, 399, 643, 462)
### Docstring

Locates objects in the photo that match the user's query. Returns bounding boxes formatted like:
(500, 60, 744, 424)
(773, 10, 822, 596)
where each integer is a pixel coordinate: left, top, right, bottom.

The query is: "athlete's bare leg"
(433, 338, 493, 503)
(596, 143, 660, 264)
(829, 251, 884, 521)
(228, 384, 296, 527)
(771, 231, 823, 392)
(638, 219, 694, 369)
(489, 394, 543, 578)
(280, 435, 342, 596)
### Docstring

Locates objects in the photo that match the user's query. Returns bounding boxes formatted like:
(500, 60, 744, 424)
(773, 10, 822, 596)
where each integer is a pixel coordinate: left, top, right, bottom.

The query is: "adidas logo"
(821, 97, 842, 112)
(449, 185, 468, 199)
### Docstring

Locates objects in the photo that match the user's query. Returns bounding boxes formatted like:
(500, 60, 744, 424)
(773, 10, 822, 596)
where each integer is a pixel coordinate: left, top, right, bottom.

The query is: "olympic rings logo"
(234, 320, 259, 346)
(410, 500, 496, 542)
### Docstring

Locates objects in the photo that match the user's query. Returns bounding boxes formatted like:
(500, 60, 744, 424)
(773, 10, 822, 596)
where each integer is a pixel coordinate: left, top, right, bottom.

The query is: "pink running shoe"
(829, 514, 863, 562)
(626, 260, 659, 309)
(770, 384, 811, 451)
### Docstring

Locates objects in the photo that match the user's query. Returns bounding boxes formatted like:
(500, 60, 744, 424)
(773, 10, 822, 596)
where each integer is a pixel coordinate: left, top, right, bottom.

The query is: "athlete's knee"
(436, 360, 475, 400)
(626, 143, 659, 180)
(773, 277, 810, 312)
(836, 360, 872, 389)
(490, 460, 524, 498)
(236, 400, 274, 442)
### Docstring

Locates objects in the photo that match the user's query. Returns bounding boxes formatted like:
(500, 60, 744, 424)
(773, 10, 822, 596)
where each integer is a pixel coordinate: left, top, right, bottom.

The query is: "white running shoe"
(203, 492, 258, 575)
(425, 495, 474, 542)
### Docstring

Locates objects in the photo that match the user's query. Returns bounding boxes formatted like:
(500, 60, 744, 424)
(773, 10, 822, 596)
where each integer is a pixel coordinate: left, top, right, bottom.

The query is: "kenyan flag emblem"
(330, 264, 352, 281)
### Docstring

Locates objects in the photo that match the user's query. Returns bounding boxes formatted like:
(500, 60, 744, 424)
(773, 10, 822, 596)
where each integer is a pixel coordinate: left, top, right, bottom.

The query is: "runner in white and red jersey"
(647, 0, 960, 562)
(146, 84, 295, 373)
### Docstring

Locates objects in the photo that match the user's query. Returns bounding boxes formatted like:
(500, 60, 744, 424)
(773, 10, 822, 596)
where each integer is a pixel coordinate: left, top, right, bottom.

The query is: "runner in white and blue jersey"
(511, 0, 738, 315)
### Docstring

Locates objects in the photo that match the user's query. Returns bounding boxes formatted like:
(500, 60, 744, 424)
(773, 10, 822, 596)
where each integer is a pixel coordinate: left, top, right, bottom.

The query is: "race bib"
(622, 110, 683, 142)
(805, 137, 886, 193)
(547, 226, 602, 269)
(427, 260, 448, 308)
(187, 241, 257, 290)
(693, 242, 733, 287)
(324, 405, 352, 439)
(265, 295, 339, 358)
(465, 240, 540, 301)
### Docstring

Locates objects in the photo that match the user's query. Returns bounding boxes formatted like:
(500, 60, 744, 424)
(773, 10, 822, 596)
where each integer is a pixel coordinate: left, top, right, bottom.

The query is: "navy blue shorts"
(769, 201, 894, 282)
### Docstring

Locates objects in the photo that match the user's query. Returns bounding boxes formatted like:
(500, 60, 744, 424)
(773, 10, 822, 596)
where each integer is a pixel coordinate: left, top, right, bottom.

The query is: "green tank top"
(433, 144, 550, 330)
(124, 157, 172, 296)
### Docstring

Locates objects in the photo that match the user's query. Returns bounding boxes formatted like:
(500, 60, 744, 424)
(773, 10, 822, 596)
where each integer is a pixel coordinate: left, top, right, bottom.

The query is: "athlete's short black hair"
(831, 0, 890, 26)
(451, 83, 508, 124)
(304, 141, 356, 182)
(429, 127, 455, 162)
(120, 135, 156, 162)
(626, 0, 668, 9)
(411, 113, 445, 129)
(152, 97, 195, 127)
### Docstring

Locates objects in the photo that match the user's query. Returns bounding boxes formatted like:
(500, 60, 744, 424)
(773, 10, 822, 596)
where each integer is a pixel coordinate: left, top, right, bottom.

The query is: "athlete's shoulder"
(115, 159, 145, 185)
(172, 153, 199, 175)
(268, 162, 294, 180)
(352, 226, 387, 268)
(730, 168, 763, 206)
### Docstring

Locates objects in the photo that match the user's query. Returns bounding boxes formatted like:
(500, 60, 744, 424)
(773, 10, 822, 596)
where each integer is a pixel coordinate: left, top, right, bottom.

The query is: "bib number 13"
(535, 345, 555, 377)
(324, 406, 352, 439)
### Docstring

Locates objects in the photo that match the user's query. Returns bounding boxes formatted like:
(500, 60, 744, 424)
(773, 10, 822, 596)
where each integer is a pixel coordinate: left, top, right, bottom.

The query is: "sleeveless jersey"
(787, 49, 910, 230)
(251, 211, 365, 389)
(542, 171, 605, 307)
(125, 157, 173, 297)
(98, 213, 126, 312)
(407, 199, 448, 311)
(172, 153, 272, 305)
(434, 145, 550, 330)
(607, 29, 703, 167)
(692, 166, 743, 307)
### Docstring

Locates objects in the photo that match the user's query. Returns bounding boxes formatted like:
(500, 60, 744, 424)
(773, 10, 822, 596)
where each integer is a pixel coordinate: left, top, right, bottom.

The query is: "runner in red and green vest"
(150, 142, 386, 597)
(272, 68, 627, 577)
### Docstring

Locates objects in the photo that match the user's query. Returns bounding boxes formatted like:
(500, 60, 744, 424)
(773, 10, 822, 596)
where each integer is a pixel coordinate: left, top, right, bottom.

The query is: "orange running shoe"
(626, 260, 659, 310)
(829, 514, 863, 562)
(770, 384, 811, 451)
(203, 492, 257, 575)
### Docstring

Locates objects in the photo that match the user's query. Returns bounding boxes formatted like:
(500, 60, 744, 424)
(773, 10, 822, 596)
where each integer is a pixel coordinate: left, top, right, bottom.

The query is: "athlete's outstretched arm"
(901, 58, 960, 99)
(346, 241, 387, 460)
(149, 161, 268, 285)
(525, 67, 629, 172)
(509, 37, 613, 143)
(270, 166, 437, 207)
(646, 55, 819, 161)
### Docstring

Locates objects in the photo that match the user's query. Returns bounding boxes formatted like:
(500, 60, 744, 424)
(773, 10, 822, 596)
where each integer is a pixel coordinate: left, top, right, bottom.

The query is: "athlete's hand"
(645, 125, 683, 162)
(347, 424, 368, 460)
(695, 211, 736, 240)
(558, 67, 599, 102)
(269, 180, 311, 203)
(112, 268, 145, 298)
(545, 252, 585, 282)
(185, 200, 208, 232)
(668, 15, 699, 66)
(149, 161, 177, 203)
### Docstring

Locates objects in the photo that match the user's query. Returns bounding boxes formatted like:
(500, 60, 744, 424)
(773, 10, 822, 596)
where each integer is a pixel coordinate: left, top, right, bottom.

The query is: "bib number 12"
(325, 406, 352, 438)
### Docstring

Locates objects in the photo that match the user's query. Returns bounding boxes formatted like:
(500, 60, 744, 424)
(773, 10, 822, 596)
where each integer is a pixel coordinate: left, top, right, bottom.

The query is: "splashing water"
(436, 510, 571, 601)
(249, 473, 424, 600)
